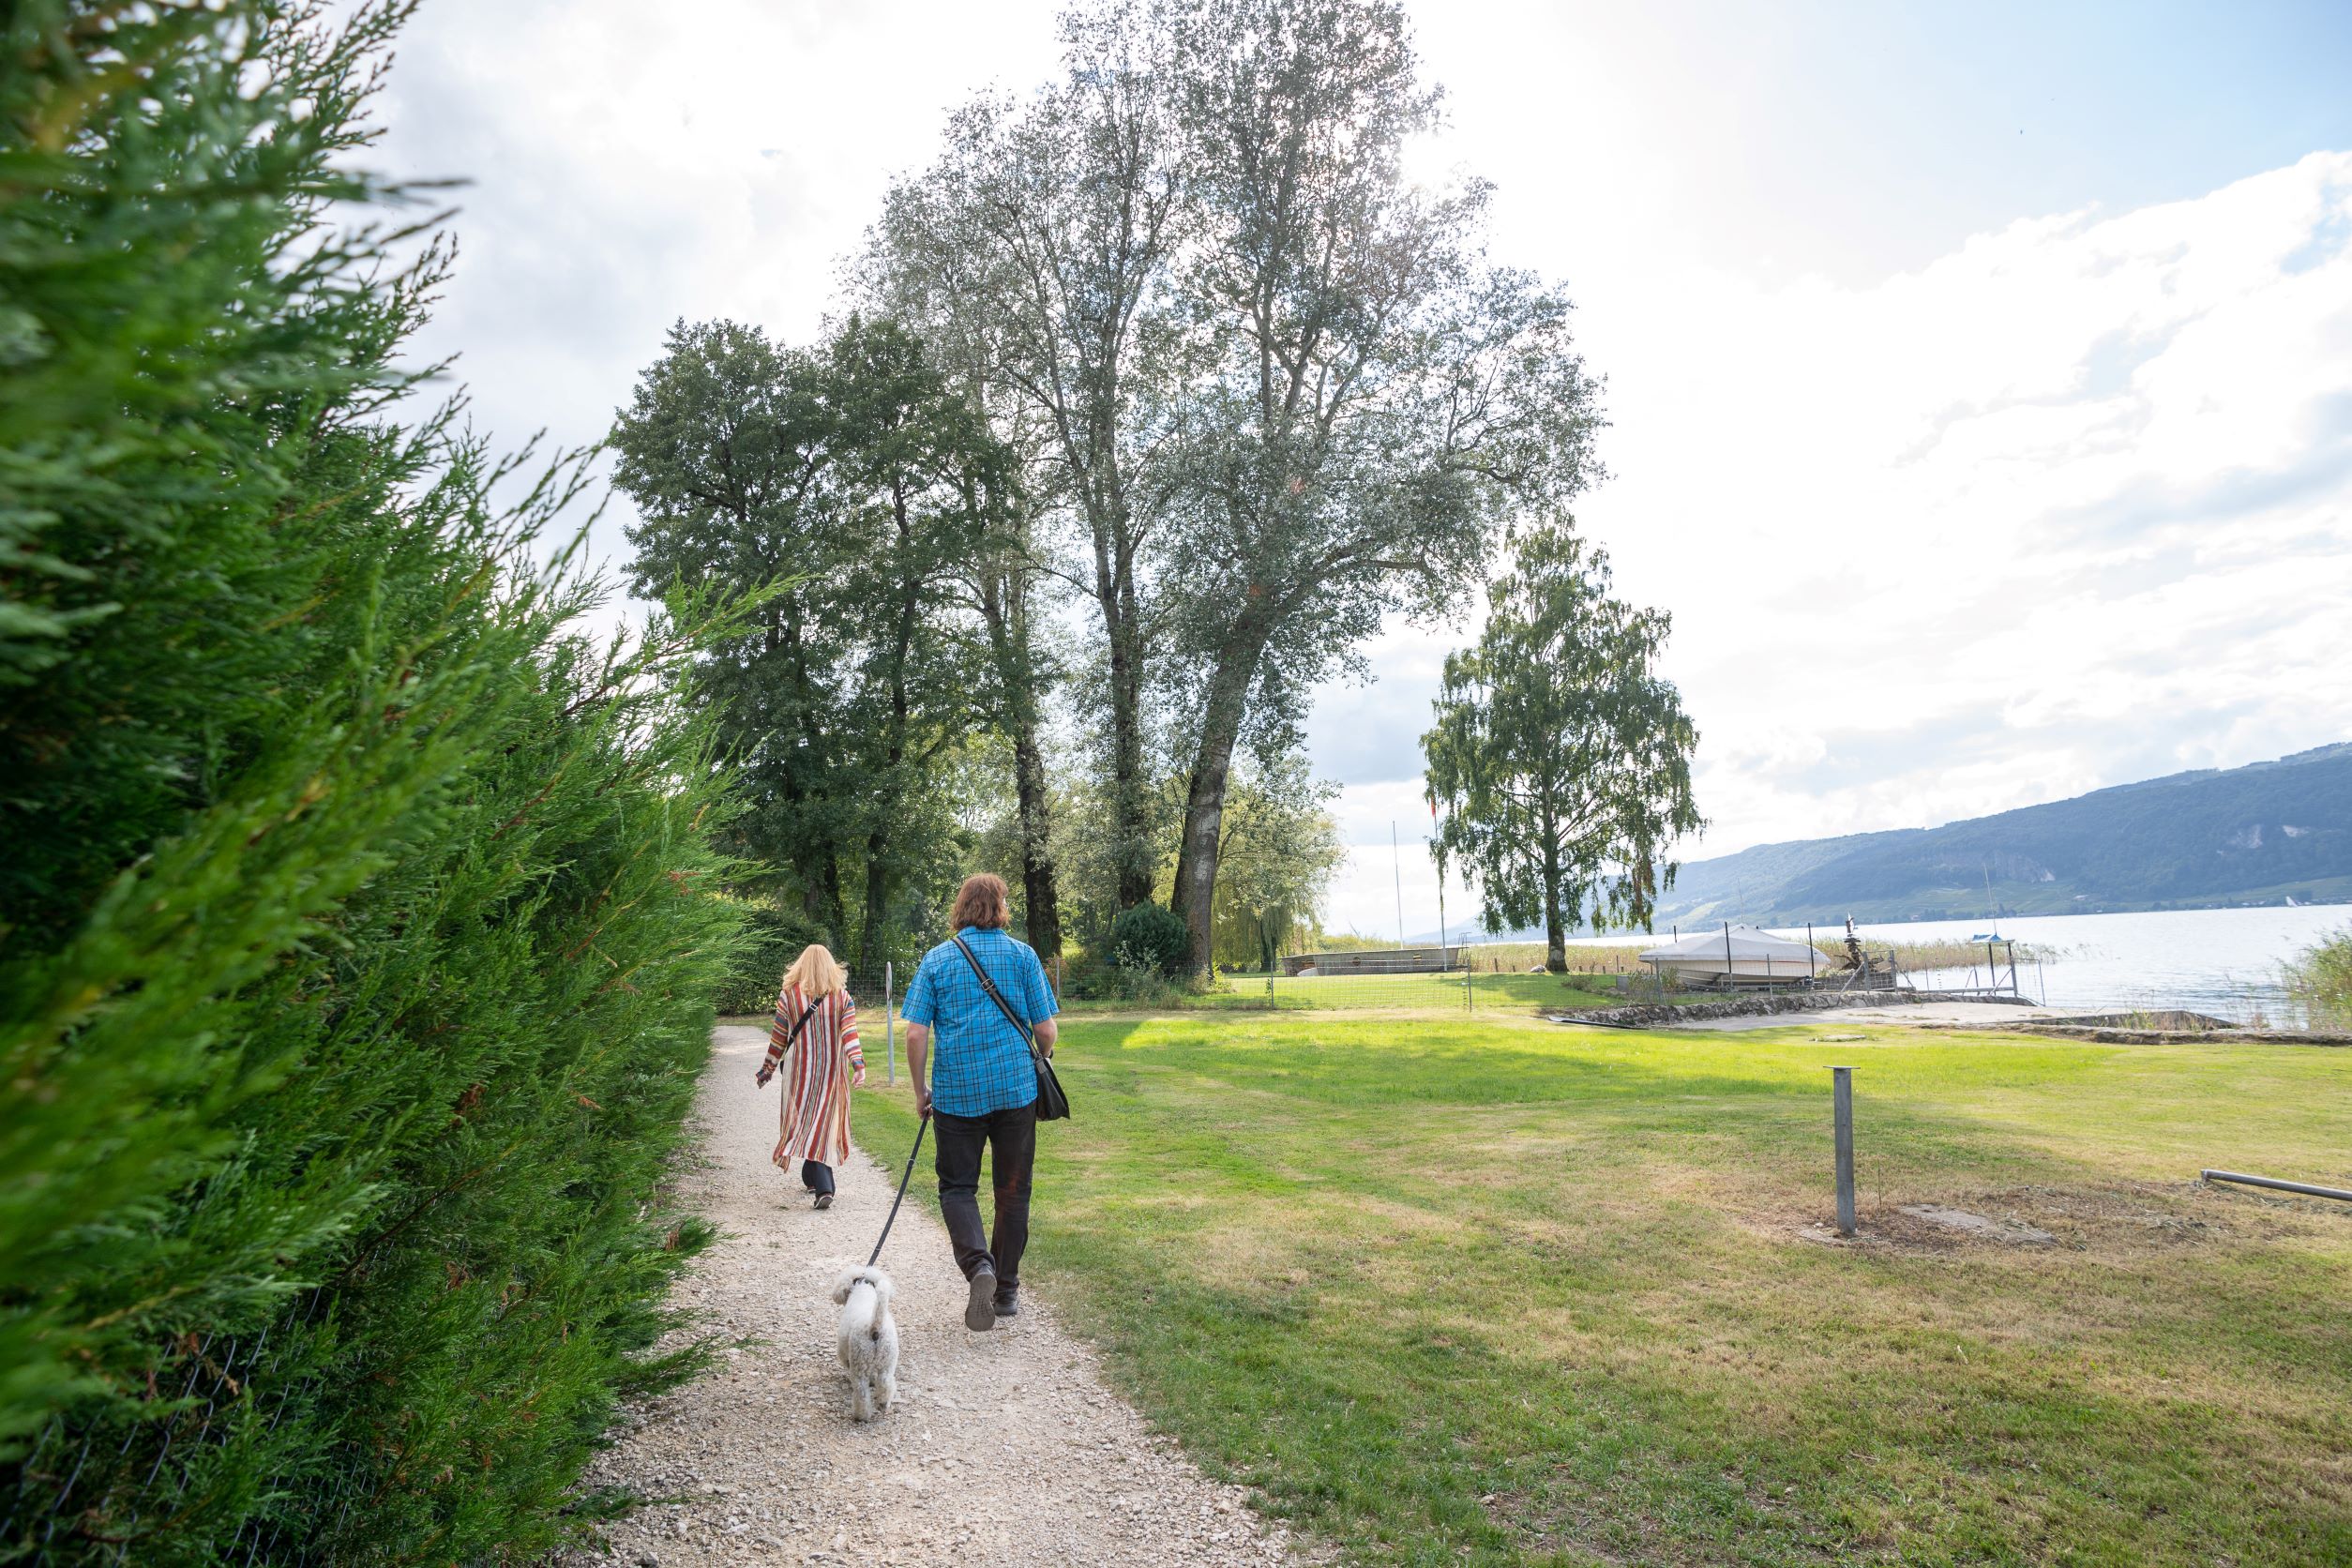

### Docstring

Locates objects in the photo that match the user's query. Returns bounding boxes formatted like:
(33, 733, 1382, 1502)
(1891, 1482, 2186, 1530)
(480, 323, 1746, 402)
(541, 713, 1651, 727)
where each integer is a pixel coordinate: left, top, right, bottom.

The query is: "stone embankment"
(1545, 989, 2034, 1029)
(1984, 1020, 2352, 1046)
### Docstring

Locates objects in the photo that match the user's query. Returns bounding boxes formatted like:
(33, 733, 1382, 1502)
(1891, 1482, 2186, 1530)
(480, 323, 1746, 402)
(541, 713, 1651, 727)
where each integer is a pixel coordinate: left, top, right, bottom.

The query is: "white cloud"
(359, 3, 2352, 940)
(1318, 153, 2352, 930)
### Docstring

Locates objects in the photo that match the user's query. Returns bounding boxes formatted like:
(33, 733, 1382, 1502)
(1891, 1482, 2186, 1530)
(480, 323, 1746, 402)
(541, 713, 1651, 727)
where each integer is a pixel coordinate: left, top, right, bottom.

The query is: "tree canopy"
(610, 314, 1008, 970)
(1423, 524, 1700, 972)
(866, 0, 1606, 972)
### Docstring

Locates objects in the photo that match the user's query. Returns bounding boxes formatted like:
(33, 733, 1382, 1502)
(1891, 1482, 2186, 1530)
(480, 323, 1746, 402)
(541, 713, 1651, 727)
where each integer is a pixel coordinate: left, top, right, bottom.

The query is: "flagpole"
(1392, 821, 1406, 949)
(1428, 795, 1448, 970)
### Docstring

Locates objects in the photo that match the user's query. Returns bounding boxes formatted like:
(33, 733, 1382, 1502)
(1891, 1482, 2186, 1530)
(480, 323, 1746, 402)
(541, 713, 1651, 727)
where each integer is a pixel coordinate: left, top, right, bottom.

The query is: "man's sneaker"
(812, 1193, 832, 1210)
(992, 1286, 1019, 1319)
(965, 1266, 998, 1331)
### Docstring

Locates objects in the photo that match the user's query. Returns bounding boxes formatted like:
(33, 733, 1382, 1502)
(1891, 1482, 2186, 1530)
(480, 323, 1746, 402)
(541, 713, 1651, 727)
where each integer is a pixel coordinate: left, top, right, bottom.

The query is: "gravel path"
(558, 1025, 1304, 1567)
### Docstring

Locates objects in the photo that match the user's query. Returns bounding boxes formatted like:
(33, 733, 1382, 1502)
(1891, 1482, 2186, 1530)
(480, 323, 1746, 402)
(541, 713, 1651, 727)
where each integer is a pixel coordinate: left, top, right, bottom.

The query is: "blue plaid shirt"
(902, 927, 1060, 1116)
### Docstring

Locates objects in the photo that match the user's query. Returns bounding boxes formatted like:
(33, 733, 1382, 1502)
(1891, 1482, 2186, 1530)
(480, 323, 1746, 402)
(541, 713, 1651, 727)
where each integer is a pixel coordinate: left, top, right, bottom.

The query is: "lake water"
(1572, 906, 2348, 1023)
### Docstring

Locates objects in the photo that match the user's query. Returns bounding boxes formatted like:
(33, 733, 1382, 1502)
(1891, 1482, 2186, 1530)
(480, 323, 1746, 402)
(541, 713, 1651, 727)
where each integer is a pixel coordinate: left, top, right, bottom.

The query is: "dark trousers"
(932, 1103, 1036, 1288)
(800, 1159, 834, 1196)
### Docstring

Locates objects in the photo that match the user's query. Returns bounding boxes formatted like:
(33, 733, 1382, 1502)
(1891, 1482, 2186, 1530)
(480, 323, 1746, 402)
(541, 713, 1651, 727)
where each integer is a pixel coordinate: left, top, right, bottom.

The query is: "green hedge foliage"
(714, 901, 834, 1017)
(0, 5, 747, 1561)
(1109, 904, 1194, 979)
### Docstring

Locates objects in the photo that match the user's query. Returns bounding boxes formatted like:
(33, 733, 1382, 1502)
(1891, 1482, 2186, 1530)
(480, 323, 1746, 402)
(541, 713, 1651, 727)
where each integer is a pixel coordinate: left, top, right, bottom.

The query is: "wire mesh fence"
(725, 957, 1674, 1033)
(717, 950, 1807, 1033)
(2, 1287, 354, 1567)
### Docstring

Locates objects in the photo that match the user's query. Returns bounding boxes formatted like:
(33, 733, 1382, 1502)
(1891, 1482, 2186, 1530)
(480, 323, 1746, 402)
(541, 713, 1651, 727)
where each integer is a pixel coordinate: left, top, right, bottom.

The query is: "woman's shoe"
(813, 1192, 833, 1210)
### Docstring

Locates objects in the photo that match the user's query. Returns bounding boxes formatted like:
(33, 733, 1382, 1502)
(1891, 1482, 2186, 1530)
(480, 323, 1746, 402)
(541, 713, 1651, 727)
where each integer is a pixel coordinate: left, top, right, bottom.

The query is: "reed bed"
(2285, 926, 2352, 1027)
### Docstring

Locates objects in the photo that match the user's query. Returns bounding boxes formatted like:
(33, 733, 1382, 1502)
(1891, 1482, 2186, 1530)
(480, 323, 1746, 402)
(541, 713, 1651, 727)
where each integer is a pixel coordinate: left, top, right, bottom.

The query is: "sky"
(371, 0, 2352, 940)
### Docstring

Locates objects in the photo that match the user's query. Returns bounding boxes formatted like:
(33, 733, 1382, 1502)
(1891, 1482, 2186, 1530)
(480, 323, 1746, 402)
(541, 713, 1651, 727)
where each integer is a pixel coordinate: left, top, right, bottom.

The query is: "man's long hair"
(949, 873, 1012, 932)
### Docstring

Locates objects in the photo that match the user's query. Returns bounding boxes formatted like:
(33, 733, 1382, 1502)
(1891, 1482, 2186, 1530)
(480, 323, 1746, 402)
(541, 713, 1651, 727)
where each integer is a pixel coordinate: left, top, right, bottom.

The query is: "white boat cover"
(1637, 926, 1834, 976)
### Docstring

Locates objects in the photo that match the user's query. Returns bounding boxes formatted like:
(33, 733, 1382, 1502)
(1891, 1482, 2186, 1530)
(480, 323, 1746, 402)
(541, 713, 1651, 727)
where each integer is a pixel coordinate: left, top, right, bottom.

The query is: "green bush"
(0, 5, 747, 1562)
(1110, 903, 1193, 979)
(716, 899, 834, 1016)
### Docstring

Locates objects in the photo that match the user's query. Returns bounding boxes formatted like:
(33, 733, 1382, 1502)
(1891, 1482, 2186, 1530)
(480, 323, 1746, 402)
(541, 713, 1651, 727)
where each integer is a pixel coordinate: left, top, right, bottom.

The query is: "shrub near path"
(0, 6, 747, 1561)
(856, 1012, 2352, 1566)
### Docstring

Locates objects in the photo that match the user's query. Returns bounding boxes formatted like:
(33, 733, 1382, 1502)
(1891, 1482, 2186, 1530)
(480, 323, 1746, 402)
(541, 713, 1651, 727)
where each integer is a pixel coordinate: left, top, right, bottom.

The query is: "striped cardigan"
(765, 985, 865, 1170)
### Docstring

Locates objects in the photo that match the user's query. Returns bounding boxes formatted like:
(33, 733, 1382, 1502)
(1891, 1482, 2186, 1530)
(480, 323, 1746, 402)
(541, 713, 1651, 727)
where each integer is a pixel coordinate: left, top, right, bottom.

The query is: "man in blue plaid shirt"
(902, 873, 1060, 1331)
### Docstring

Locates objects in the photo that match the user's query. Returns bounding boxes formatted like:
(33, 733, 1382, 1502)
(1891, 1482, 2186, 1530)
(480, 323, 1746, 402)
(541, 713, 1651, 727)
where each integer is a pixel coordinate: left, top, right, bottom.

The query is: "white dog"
(829, 1266, 899, 1422)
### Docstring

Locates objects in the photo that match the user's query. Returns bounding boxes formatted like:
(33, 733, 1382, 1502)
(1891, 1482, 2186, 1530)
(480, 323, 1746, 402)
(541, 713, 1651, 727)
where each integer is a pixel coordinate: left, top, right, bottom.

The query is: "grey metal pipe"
(1831, 1065, 1856, 1236)
(2201, 1169, 2352, 1202)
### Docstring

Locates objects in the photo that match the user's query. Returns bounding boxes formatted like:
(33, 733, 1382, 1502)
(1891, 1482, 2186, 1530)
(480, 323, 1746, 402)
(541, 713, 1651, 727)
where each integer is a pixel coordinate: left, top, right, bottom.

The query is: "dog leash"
(866, 1111, 930, 1268)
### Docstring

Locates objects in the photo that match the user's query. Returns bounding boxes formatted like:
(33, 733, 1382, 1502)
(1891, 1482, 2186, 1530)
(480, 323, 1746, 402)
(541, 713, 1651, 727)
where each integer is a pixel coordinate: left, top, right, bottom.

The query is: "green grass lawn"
(852, 1014, 2352, 1566)
(1056, 970, 1627, 1014)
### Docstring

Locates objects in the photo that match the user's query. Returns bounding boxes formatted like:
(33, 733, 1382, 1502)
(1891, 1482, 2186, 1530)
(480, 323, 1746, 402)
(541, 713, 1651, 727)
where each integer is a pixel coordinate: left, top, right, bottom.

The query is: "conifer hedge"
(0, 5, 746, 1560)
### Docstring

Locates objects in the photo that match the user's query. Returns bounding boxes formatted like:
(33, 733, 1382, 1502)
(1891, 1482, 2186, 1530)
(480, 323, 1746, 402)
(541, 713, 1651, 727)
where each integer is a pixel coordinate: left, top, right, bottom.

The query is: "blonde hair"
(780, 942, 847, 999)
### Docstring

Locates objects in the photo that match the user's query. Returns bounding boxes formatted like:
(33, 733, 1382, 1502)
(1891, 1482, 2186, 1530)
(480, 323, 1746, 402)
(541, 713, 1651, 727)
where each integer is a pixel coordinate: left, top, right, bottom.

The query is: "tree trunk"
(974, 539, 1063, 959)
(1169, 620, 1272, 977)
(818, 857, 848, 951)
(1100, 552, 1153, 912)
(1011, 727, 1062, 958)
(857, 477, 920, 976)
(1542, 818, 1567, 972)
(859, 833, 891, 977)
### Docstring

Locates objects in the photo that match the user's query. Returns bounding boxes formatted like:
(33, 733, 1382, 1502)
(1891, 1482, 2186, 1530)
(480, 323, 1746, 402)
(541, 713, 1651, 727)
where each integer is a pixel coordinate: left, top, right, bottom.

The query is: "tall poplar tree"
(867, 21, 1186, 916)
(872, 0, 1606, 972)
(1423, 525, 1702, 972)
(1159, 0, 1604, 972)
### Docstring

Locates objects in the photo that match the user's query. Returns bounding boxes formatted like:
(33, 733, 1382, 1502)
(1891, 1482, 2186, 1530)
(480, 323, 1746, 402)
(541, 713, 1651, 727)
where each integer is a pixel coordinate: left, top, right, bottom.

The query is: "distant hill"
(1642, 743, 2352, 927)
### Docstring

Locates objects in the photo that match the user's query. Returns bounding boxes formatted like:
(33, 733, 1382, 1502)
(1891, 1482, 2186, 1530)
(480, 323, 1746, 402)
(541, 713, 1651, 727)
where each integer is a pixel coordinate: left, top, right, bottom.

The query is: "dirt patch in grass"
(1481, 1470, 1854, 1568)
(1762, 1182, 2280, 1256)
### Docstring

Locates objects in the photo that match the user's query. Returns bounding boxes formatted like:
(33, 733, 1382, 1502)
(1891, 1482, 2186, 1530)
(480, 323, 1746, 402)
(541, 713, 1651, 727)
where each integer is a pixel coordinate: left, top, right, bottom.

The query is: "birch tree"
(1422, 525, 1701, 972)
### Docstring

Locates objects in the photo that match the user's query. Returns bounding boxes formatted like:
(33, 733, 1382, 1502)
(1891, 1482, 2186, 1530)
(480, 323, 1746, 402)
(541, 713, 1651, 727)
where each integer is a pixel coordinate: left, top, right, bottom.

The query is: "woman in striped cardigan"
(755, 943, 866, 1208)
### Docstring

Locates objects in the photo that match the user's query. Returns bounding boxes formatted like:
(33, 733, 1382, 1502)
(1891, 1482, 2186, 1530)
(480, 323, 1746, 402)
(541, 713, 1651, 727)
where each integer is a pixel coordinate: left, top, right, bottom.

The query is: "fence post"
(884, 960, 895, 1087)
(1830, 1065, 1856, 1237)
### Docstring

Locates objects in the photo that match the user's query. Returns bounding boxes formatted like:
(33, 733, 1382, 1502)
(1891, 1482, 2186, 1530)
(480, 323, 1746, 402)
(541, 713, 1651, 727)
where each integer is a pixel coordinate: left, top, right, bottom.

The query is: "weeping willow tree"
(1209, 750, 1347, 972)
(0, 4, 748, 1561)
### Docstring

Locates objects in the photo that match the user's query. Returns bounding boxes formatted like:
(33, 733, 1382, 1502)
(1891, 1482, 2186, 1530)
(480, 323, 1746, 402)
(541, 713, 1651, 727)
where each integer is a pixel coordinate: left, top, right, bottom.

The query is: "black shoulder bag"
(950, 934, 1070, 1121)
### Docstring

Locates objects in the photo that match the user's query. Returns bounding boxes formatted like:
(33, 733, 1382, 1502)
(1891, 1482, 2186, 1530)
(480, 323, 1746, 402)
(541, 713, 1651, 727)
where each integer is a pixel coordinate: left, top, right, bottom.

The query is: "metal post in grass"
(1830, 1065, 1857, 1236)
(884, 960, 895, 1086)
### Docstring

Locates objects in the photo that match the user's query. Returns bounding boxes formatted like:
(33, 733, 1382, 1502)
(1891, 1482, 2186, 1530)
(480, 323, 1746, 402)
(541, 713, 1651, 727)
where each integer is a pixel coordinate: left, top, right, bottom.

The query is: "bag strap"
(950, 934, 1038, 1054)
(772, 996, 822, 1057)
